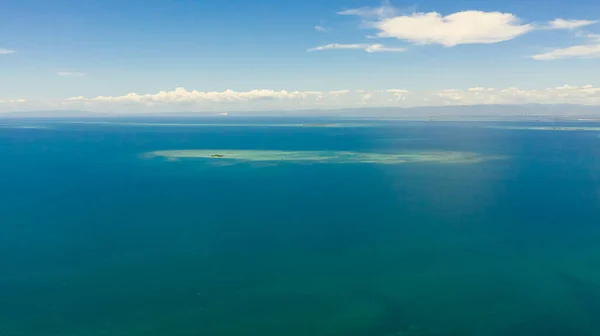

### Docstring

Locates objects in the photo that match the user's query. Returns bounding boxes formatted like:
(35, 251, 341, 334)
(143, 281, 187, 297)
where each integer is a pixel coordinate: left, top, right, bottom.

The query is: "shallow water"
(144, 149, 504, 165)
(1, 118, 600, 335)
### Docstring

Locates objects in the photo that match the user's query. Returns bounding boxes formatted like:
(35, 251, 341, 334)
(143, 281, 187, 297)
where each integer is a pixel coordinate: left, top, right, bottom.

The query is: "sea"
(1, 117, 600, 336)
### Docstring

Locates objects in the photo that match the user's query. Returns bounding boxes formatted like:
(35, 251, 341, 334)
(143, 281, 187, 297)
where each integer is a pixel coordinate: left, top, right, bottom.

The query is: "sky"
(1, 0, 600, 113)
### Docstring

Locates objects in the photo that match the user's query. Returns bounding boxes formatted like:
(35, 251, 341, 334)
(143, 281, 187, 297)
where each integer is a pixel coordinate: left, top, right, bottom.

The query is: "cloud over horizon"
(62, 85, 600, 108)
(0, 99, 26, 103)
(66, 88, 325, 104)
(4, 85, 600, 114)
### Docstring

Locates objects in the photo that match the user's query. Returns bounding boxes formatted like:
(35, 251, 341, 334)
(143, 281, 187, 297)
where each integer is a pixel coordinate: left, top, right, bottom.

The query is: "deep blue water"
(2, 118, 600, 336)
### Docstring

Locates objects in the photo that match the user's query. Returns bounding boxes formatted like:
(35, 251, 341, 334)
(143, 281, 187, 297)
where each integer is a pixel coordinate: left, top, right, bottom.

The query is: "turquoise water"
(2, 118, 600, 335)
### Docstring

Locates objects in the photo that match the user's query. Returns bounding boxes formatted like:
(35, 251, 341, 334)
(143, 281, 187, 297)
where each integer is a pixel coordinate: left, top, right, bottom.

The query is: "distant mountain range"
(2, 104, 600, 120)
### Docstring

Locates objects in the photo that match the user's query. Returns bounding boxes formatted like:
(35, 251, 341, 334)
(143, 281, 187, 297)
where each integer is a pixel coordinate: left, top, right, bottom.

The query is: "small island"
(210, 154, 225, 158)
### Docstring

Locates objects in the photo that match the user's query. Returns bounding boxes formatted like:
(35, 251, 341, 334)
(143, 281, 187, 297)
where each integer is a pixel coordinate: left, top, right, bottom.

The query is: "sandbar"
(144, 150, 505, 165)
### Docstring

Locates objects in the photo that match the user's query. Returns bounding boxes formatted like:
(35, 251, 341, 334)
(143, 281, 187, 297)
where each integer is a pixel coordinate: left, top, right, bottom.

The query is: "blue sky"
(1, 0, 600, 112)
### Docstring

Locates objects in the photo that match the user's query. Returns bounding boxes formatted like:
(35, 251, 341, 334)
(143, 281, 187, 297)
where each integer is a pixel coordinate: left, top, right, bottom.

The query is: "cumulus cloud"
(0, 49, 16, 55)
(338, 4, 597, 52)
(57, 71, 86, 77)
(308, 43, 405, 52)
(373, 11, 534, 47)
(546, 18, 598, 30)
(315, 25, 328, 32)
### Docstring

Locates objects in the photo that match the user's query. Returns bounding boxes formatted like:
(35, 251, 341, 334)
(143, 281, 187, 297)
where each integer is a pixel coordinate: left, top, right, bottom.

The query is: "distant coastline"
(3, 104, 600, 121)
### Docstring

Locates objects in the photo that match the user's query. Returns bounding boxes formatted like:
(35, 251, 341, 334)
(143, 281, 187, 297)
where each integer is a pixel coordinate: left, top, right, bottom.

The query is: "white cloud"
(546, 18, 598, 30)
(373, 11, 533, 47)
(361, 93, 374, 102)
(83, 85, 593, 108)
(315, 25, 328, 32)
(329, 90, 351, 95)
(468, 87, 495, 92)
(58, 71, 86, 77)
(308, 43, 405, 52)
(437, 89, 464, 101)
(6, 85, 600, 113)
(0, 49, 16, 55)
(365, 44, 406, 52)
(0, 99, 26, 103)
(67, 87, 324, 103)
(533, 44, 600, 60)
(386, 89, 410, 102)
(309, 43, 370, 51)
(532, 34, 600, 60)
(434, 85, 600, 105)
(336, 4, 598, 59)
(533, 43, 600, 60)
(338, 1, 398, 19)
